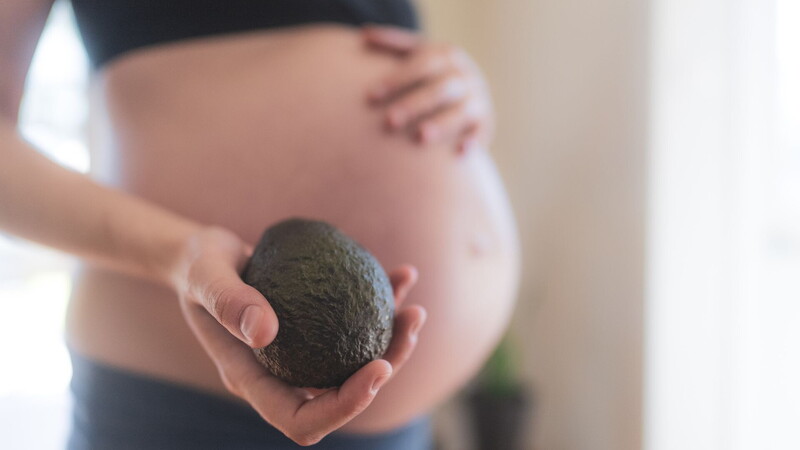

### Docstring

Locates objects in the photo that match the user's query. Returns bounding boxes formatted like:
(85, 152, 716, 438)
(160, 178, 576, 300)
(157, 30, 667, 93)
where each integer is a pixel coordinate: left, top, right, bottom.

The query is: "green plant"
(477, 334, 521, 397)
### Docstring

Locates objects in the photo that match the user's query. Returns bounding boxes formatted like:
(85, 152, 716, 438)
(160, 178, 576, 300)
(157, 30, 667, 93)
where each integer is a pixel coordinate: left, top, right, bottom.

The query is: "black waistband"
(68, 351, 432, 449)
(70, 0, 420, 68)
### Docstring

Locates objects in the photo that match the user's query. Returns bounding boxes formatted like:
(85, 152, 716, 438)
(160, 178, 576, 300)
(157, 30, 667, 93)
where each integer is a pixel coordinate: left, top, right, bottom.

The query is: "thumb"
(362, 25, 421, 54)
(200, 273, 279, 348)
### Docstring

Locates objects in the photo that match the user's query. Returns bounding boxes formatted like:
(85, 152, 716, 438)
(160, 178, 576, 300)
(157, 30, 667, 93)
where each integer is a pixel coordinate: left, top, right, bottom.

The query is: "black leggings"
(67, 351, 432, 449)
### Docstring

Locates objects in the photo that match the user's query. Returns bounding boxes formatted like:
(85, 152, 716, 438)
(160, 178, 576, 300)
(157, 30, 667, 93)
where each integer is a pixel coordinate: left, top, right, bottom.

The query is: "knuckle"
(221, 367, 260, 399)
(207, 283, 233, 320)
(220, 371, 243, 396)
(207, 282, 249, 323)
(344, 390, 376, 416)
(353, 393, 375, 413)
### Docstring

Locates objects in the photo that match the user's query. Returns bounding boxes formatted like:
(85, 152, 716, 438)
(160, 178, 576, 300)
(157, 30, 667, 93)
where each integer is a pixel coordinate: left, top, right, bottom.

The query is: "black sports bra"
(70, 0, 420, 68)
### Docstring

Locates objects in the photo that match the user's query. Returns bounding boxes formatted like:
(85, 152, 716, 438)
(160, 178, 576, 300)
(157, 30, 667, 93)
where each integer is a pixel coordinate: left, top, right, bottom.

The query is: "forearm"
(0, 122, 202, 285)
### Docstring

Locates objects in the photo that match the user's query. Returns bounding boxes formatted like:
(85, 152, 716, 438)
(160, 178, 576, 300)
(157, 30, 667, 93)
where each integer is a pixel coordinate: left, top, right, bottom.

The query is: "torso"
(65, 25, 519, 433)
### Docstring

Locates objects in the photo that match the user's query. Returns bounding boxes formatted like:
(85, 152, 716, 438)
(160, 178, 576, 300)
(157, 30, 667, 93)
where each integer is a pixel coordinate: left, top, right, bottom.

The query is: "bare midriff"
(65, 25, 520, 433)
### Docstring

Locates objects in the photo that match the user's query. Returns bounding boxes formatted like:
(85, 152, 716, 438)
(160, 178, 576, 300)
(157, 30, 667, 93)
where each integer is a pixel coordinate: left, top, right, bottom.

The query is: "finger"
(243, 244, 255, 258)
(193, 262, 278, 348)
(237, 248, 254, 277)
(369, 47, 450, 102)
(382, 305, 427, 375)
(457, 120, 482, 155)
(183, 298, 393, 446)
(384, 71, 468, 130)
(247, 359, 393, 446)
(388, 264, 418, 308)
(362, 25, 421, 53)
(414, 99, 474, 146)
(180, 299, 292, 400)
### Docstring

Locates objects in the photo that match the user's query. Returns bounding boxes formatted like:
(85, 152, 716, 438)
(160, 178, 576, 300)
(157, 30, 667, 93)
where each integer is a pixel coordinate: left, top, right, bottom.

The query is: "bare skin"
(1, 3, 519, 444)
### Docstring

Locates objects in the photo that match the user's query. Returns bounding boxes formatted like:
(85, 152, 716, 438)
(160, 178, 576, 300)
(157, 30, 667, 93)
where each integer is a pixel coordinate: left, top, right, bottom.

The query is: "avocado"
(242, 218, 394, 388)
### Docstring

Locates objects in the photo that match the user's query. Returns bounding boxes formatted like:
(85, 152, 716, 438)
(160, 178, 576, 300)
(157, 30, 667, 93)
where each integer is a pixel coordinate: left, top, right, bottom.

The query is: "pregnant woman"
(0, 0, 519, 448)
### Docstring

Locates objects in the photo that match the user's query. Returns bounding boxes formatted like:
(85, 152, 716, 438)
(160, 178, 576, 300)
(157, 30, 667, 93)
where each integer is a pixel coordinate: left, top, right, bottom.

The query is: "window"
(734, 0, 800, 447)
(0, 2, 89, 448)
(646, 0, 800, 448)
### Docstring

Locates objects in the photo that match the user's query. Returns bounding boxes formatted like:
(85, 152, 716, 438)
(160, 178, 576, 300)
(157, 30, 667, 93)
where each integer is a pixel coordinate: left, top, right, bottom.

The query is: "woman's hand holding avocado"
(170, 226, 426, 446)
(364, 25, 494, 154)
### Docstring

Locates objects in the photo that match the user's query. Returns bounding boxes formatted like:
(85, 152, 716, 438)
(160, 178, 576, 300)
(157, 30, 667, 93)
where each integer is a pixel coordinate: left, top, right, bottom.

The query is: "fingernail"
(371, 373, 391, 393)
(240, 306, 263, 345)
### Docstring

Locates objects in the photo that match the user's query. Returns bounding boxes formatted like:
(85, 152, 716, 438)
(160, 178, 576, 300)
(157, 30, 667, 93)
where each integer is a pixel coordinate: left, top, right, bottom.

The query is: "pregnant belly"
(68, 26, 520, 432)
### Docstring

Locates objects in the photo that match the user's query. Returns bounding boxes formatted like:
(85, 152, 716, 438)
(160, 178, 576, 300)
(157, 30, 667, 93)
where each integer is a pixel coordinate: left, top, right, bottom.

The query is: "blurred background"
(1, 0, 798, 449)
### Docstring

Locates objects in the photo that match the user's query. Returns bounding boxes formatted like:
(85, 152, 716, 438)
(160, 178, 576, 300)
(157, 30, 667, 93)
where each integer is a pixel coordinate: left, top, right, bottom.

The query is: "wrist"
(164, 224, 248, 295)
(151, 219, 204, 291)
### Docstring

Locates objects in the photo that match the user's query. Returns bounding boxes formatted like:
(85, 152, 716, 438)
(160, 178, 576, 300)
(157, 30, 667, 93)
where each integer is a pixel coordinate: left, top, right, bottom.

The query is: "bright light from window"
(743, 0, 800, 447)
(729, 1, 800, 449)
(646, 1, 800, 449)
(774, 0, 800, 238)
(18, 0, 90, 173)
(0, 2, 89, 449)
(777, 0, 800, 153)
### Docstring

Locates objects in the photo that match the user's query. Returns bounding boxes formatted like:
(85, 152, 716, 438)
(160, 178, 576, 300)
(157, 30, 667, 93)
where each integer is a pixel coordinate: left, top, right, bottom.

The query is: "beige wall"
(420, 1, 648, 449)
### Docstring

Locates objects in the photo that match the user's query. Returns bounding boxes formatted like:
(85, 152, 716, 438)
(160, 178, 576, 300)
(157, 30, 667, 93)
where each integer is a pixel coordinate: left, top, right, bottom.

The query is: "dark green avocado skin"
(242, 218, 394, 388)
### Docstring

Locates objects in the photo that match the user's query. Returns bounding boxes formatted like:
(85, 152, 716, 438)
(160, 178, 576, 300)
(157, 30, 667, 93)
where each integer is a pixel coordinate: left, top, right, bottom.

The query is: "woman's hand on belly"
(363, 26, 494, 154)
(170, 225, 427, 446)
